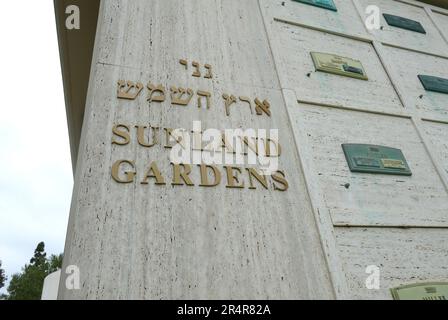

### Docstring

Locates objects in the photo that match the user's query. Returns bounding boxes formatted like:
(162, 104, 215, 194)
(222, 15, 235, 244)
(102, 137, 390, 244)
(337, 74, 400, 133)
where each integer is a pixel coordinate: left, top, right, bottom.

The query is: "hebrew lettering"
(170, 86, 194, 106)
(179, 59, 188, 69)
(222, 94, 237, 116)
(192, 61, 201, 78)
(204, 64, 213, 79)
(147, 83, 166, 103)
(117, 80, 144, 100)
(197, 90, 212, 109)
(254, 98, 271, 117)
(239, 96, 253, 114)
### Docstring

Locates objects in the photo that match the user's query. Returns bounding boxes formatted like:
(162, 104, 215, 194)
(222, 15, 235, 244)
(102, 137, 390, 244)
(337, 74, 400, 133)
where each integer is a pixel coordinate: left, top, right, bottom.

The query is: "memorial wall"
(55, 0, 448, 299)
(260, 0, 448, 299)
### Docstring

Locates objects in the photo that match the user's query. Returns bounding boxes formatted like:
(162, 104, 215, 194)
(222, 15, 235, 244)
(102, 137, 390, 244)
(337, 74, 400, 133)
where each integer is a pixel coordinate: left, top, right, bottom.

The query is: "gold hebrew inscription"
(254, 98, 271, 117)
(222, 94, 237, 116)
(192, 61, 201, 78)
(170, 86, 194, 106)
(147, 83, 166, 103)
(239, 96, 253, 114)
(204, 64, 213, 79)
(179, 59, 188, 69)
(117, 80, 144, 100)
(197, 90, 212, 109)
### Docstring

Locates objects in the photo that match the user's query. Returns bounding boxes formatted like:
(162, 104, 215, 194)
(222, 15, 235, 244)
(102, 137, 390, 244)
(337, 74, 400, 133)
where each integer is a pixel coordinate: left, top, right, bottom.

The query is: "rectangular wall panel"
(260, 0, 368, 38)
(383, 45, 448, 122)
(261, 0, 448, 300)
(290, 102, 448, 227)
(272, 21, 403, 113)
(356, 0, 448, 56)
(431, 10, 448, 43)
(335, 227, 448, 300)
(422, 120, 448, 178)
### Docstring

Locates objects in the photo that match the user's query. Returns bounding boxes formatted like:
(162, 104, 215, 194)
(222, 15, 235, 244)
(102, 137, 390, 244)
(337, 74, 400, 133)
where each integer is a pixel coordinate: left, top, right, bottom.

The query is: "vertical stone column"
(58, 0, 333, 299)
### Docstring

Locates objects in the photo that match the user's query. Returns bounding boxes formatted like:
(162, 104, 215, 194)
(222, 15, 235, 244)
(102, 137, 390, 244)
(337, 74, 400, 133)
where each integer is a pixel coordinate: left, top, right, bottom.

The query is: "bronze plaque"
(391, 282, 448, 300)
(418, 75, 448, 94)
(342, 144, 412, 176)
(383, 13, 426, 34)
(311, 52, 368, 80)
(292, 0, 337, 12)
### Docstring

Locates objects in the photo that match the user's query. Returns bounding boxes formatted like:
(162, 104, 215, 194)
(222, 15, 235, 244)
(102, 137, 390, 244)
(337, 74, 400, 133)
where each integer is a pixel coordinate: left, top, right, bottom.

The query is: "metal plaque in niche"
(418, 75, 448, 94)
(292, 0, 337, 12)
(391, 283, 448, 300)
(383, 13, 426, 34)
(342, 144, 412, 176)
(311, 52, 368, 80)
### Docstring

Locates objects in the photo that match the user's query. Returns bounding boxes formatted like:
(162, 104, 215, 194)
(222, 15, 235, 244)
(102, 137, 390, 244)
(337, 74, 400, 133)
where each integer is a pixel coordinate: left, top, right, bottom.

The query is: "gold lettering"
(136, 125, 158, 148)
(204, 64, 213, 79)
(112, 124, 130, 145)
(222, 133, 235, 154)
(198, 164, 221, 187)
(246, 168, 268, 190)
(224, 166, 245, 189)
(192, 61, 201, 77)
(243, 136, 259, 156)
(172, 164, 194, 186)
(254, 98, 271, 117)
(170, 86, 194, 106)
(141, 161, 166, 185)
(271, 170, 288, 191)
(197, 90, 212, 109)
(147, 83, 166, 103)
(111, 160, 136, 183)
(179, 59, 188, 69)
(117, 80, 143, 100)
(262, 138, 281, 157)
(239, 96, 253, 114)
(222, 94, 237, 116)
(164, 128, 184, 149)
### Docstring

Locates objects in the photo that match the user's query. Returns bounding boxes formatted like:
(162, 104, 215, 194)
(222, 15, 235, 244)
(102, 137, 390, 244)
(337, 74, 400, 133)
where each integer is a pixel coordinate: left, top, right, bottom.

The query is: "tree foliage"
(30, 241, 46, 265)
(5, 242, 63, 300)
(0, 260, 6, 289)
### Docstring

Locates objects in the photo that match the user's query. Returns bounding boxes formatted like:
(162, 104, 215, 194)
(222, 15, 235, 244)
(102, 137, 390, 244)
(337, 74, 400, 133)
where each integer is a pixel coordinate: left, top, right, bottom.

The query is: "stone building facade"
(54, 0, 448, 299)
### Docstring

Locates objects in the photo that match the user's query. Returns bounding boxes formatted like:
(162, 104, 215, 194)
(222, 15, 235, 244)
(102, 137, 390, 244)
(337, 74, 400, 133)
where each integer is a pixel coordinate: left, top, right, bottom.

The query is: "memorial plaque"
(391, 283, 448, 300)
(311, 52, 368, 80)
(292, 0, 337, 12)
(383, 14, 426, 34)
(418, 75, 448, 94)
(342, 144, 412, 176)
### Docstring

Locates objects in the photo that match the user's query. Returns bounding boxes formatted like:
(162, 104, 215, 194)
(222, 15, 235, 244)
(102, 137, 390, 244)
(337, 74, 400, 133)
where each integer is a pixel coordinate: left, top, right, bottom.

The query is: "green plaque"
(391, 283, 448, 300)
(292, 0, 337, 12)
(418, 75, 448, 94)
(342, 144, 412, 176)
(383, 14, 426, 34)
(311, 52, 368, 80)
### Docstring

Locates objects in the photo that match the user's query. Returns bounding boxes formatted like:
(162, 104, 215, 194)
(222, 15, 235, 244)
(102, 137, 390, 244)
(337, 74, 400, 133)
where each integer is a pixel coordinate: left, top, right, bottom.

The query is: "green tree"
(7, 265, 47, 300)
(30, 242, 46, 266)
(6, 242, 63, 300)
(0, 260, 6, 289)
(48, 254, 64, 274)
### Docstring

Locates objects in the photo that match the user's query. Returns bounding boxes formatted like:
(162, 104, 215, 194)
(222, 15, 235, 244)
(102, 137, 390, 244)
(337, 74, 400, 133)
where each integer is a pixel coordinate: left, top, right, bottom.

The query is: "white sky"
(0, 1, 73, 293)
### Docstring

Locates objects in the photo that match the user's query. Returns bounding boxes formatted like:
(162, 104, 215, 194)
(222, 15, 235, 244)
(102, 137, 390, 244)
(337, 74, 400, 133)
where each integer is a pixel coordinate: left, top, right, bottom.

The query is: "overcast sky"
(0, 1, 73, 293)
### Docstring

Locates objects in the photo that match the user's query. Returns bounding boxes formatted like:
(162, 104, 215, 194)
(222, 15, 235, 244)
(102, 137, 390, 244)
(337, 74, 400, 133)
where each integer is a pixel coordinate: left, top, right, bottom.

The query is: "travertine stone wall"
(59, 0, 334, 300)
(260, 0, 448, 299)
(59, 0, 448, 299)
